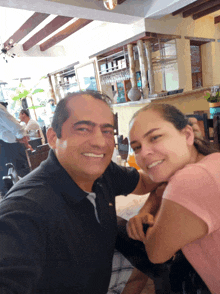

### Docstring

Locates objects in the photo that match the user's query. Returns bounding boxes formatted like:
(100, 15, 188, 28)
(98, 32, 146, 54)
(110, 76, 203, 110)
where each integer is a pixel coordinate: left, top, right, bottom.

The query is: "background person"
(19, 109, 45, 144)
(0, 102, 32, 196)
(127, 103, 219, 293)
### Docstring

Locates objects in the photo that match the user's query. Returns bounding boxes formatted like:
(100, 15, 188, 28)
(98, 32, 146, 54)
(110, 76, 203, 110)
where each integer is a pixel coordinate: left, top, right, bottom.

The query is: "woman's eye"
(151, 135, 161, 142)
(132, 146, 141, 152)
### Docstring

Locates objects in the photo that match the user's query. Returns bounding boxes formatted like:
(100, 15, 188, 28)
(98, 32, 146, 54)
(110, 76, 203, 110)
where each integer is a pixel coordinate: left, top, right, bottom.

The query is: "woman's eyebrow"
(143, 128, 160, 138)
(130, 128, 160, 145)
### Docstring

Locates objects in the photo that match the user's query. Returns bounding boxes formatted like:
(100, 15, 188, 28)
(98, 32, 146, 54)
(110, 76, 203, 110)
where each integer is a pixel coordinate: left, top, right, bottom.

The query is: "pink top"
(163, 153, 220, 294)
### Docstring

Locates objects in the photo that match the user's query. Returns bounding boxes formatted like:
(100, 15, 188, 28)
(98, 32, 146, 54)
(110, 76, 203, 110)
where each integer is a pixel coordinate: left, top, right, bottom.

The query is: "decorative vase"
(209, 102, 220, 118)
(128, 87, 141, 101)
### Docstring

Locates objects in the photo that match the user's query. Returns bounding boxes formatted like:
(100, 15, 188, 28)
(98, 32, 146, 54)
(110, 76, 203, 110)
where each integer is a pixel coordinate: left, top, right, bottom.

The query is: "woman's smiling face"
(129, 109, 194, 183)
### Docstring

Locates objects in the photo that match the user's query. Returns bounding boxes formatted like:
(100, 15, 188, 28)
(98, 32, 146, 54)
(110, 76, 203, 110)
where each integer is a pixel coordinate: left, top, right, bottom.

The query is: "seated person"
(19, 109, 45, 144)
(128, 103, 218, 293)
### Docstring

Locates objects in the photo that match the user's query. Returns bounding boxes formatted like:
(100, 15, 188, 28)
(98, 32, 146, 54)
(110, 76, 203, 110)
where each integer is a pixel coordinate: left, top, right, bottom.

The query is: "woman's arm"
(144, 199, 208, 264)
(127, 183, 166, 242)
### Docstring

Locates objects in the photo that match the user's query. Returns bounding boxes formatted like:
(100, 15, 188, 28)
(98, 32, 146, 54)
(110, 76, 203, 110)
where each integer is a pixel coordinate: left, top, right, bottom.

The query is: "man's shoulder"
(4, 173, 63, 215)
(27, 119, 40, 128)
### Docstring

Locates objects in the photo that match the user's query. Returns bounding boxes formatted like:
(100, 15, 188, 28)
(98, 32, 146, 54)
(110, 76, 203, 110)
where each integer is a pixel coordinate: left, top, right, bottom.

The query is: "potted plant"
(10, 76, 47, 120)
(204, 90, 220, 118)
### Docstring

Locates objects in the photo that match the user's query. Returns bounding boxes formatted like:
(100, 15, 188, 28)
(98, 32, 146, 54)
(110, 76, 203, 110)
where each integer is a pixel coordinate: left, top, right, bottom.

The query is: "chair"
(118, 136, 129, 160)
(114, 113, 119, 146)
(28, 138, 43, 150)
(2, 163, 20, 195)
(186, 113, 220, 149)
(42, 126, 48, 144)
(185, 114, 206, 138)
(26, 144, 50, 171)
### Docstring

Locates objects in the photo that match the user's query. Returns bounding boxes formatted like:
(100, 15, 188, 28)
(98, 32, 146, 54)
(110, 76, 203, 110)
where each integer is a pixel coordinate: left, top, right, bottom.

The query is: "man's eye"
(102, 129, 114, 135)
(76, 127, 90, 132)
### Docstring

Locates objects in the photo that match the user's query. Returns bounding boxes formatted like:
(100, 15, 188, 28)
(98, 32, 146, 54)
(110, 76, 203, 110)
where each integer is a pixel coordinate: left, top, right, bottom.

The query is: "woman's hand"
(126, 212, 154, 242)
(127, 183, 167, 242)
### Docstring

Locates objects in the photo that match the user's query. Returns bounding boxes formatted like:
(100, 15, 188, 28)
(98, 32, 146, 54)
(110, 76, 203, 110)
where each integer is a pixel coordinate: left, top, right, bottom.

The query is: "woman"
(127, 103, 220, 294)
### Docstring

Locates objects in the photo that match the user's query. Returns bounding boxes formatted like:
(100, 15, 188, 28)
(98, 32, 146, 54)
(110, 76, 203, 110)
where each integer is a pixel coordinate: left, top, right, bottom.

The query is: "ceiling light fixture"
(0, 38, 17, 63)
(103, 0, 117, 10)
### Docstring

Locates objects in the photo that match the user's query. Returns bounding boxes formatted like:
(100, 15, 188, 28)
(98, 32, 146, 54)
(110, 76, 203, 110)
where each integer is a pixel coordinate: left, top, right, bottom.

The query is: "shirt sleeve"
(163, 165, 220, 234)
(0, 106, 26, 143)
(0, 193, 47, 293)
(106, 162, 140, 196)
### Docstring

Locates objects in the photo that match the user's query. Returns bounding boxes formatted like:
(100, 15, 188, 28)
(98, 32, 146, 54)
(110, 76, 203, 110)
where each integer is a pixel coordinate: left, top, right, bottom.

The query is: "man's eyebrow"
(73, 121, 114, 129)
(73, 121, 96, 127)
(130, 128, 160, 145)
(101, 123, 114, 129)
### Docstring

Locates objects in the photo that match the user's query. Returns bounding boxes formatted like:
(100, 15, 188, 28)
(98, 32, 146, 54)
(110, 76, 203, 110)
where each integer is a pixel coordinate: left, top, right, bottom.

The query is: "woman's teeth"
(147, 160, 163, 169)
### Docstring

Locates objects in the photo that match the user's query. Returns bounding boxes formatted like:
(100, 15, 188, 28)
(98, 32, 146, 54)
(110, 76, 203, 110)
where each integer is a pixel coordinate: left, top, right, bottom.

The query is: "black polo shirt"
(0, 150, 139, 294)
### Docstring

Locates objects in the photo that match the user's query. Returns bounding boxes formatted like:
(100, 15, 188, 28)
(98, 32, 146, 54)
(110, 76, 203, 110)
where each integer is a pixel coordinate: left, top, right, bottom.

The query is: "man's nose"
(89, 128, 106, 147)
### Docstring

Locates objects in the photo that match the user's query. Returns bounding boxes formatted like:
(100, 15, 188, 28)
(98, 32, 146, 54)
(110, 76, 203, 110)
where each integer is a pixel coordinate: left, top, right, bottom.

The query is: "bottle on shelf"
(127, 145, 140, 170)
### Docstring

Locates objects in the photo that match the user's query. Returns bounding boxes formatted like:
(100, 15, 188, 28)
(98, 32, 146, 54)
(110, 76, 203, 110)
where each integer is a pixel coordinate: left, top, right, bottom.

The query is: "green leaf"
(28, 105, 45, 109)
(32, 88, 44, 95)
(23, 90, 30, 96)
(204, 92, 211, 101)
(12, 95, 21, 101)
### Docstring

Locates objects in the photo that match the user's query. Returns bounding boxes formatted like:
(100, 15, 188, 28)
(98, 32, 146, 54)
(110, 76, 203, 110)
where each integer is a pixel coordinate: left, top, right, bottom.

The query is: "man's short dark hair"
(20, 109, 30, 117)
(0, 101, 8, 108)
(52, 90, 113, 139)
(48, 99, 55, 103)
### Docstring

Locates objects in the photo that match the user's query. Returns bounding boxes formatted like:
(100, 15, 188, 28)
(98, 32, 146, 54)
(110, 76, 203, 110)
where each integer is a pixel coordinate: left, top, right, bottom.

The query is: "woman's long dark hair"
(130, 103, 219, 155)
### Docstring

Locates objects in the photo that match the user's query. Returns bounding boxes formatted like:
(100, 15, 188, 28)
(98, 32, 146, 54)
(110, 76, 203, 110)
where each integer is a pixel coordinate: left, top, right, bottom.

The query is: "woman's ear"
(46, 127, 57, 149)
(182, 125, 195, 146)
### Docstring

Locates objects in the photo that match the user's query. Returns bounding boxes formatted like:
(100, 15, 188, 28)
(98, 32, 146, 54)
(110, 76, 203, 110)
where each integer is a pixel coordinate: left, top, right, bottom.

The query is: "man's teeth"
(148, 160, 163, 169)
(83, 153, 104, 158)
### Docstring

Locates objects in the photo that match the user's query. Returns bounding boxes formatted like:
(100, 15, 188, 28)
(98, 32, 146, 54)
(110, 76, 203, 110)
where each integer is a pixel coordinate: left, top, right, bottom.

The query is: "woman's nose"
(140, 144, 153, 158)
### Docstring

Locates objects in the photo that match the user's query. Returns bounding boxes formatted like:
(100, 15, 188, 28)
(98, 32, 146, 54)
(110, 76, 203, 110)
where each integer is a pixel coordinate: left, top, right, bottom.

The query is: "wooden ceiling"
(3, 12, 94, 53)
(2, 0, 128, 54)
(172, 0, 220, 23)
(3, 0, 220, 56)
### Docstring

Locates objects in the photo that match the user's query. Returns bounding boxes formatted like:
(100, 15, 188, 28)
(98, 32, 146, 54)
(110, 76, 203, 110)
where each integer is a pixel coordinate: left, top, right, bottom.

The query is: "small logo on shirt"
(109, 203, 113, 206)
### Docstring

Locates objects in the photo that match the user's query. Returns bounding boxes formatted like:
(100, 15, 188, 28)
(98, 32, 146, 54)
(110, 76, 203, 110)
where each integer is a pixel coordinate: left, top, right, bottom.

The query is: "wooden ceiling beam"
(193, 4, 220, 19)
(183, 0, 220, 18)
(23, 16, 73, 51)
(214, 15, 220, 23)
(172, 0, 210, 16)
(4, 12, 49, 48)
(40, 19, 93, 51)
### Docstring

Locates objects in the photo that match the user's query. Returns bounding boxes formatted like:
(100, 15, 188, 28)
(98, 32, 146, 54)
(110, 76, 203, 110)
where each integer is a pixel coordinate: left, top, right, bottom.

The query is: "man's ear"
(46, 127, 57, 149)
(182, 125, 195, 146)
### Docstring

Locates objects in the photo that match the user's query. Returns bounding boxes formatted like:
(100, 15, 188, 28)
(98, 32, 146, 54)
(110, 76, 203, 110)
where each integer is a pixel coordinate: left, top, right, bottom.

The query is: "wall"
(112, 88, 210, 138)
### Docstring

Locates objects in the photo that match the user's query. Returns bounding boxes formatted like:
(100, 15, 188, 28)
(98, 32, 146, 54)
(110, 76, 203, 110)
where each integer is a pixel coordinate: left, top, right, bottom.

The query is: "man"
(48, 98, 56, 114)
(0, 91, 157, 294)
(19, 109, 45, 144)
(0, 102, 32, 195)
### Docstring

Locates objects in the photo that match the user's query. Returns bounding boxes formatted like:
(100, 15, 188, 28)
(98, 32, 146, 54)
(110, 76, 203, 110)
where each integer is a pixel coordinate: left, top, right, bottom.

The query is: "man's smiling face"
(49, 94, 115, 189)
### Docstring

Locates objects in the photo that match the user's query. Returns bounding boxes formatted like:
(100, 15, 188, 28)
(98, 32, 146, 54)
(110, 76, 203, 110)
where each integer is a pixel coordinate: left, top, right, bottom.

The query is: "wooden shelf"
(99, 66, 128, 76)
